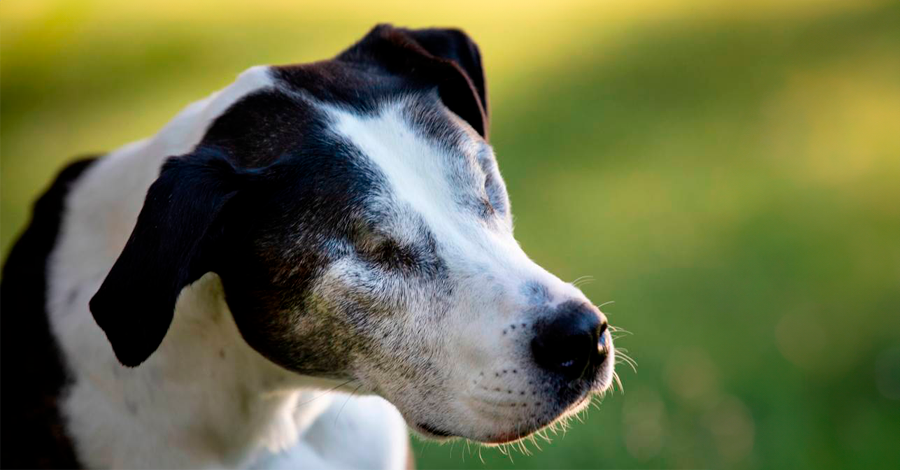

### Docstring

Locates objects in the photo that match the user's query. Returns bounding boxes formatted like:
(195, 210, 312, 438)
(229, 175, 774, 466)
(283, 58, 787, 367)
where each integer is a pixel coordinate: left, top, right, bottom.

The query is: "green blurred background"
(3, 0, 900, 468)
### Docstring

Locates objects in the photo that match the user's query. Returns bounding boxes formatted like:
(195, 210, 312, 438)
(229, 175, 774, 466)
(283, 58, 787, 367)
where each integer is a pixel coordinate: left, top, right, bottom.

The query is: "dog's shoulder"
(252, 395, 412, 470)
(1, 156, 98, 469)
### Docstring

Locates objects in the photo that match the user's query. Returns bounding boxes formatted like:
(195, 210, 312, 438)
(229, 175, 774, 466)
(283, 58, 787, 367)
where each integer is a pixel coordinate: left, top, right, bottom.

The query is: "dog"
(0, 24, 616, 469)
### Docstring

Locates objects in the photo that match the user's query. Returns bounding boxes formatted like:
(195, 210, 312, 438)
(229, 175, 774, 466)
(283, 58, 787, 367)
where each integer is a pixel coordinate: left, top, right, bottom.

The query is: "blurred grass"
(3, 1, 900, 469)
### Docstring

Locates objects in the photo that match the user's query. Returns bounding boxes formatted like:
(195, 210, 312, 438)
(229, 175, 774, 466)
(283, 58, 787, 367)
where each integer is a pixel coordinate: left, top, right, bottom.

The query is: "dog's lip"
(414, 422, 455, 439)
(414, 417, 538, 444)
(477, 417, 554, 445)
(414, 354, 616, 444)
(416, 392, 597, 445)
(415, 420, 533, 445)
(482, 431, 531, 445)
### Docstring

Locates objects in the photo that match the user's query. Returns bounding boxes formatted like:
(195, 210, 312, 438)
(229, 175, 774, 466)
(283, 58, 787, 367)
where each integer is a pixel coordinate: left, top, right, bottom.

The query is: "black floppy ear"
(90, 149, 241, 367)
(399, 27, 488, 125)
(339, 24, 490, 139)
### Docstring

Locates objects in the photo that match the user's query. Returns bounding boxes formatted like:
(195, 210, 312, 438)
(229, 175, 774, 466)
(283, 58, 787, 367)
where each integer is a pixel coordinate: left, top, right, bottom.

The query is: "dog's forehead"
(324, 96, 493, 231)
(202, 63, 508, 264)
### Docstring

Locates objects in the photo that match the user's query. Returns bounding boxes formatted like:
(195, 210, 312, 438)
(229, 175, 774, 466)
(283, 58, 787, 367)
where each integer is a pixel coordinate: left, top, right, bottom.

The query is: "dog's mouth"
(414, 420, 540, 445)
(485, 392, 598, 444)
(409, 330, 616, 445)
(413, 390, 599, 445)
(413, 422, 455, 440)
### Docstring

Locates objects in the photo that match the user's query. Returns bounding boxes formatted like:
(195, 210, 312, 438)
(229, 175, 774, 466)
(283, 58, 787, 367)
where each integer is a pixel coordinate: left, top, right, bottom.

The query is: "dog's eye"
(476, 146, 508, 219)
(374, 240, 417, 269)
(359, 237, 418, 271)
(480, 196, 495, 218)
(482, 175, 507, 218)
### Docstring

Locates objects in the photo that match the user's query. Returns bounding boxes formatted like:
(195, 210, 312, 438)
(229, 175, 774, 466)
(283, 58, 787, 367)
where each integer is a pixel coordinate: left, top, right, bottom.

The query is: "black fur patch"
(201, 90, 323, 169)
(211, 124, 451, 376)
(90, 150, 244, 367)
(90, 25, 490, 372)
(213, 133, 396, 376)
(1, 157, 96, 469)
(276, 24, 489, 139)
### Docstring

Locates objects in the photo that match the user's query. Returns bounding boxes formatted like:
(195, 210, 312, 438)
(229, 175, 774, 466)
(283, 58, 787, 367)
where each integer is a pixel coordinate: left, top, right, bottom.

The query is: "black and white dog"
(1, 25, 616, 469)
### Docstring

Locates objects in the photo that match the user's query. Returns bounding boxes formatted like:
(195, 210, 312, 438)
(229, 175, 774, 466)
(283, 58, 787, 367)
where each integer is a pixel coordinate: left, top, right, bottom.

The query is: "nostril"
(531, 302, 604, 382)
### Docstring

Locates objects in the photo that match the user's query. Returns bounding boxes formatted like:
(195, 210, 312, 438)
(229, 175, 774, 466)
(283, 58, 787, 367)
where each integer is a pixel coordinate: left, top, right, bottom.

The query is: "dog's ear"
(90, 149, 242, 367)
(399, 26, 488, 132)
(338, 24, 490, 139)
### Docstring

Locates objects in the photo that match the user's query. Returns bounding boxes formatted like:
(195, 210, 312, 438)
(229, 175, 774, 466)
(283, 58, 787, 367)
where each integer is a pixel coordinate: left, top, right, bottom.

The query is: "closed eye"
(368, 239, 417, 270)
(482, 175, 507, 218)
(476, 145, 509, 219)
(480, 194, 496, 218)
(355, 233, 419, 272)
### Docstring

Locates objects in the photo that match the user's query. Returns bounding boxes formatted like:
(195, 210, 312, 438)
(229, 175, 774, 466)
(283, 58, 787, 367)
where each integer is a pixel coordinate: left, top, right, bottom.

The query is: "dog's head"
(90, 24, 615, 444)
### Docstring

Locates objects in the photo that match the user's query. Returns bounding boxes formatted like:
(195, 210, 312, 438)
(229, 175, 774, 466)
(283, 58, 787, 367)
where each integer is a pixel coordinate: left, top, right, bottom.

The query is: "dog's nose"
(531, 302, 608, 381)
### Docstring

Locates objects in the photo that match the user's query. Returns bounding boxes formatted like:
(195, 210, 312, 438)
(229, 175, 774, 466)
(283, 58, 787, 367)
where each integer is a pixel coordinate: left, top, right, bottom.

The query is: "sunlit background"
(3, 0, 900, 468)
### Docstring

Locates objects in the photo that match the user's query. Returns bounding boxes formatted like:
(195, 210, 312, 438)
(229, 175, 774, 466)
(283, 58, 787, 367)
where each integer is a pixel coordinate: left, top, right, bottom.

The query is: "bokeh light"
(3, 0, 899, 468)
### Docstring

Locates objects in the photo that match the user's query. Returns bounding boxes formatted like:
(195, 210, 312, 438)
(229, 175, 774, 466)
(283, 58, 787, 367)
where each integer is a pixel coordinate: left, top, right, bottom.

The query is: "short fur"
(0, 24, 615, 469)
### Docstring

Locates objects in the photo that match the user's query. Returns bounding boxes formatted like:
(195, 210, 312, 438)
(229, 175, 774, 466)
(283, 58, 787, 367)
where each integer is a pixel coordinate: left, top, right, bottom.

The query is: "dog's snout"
(530, 302, 608, 382)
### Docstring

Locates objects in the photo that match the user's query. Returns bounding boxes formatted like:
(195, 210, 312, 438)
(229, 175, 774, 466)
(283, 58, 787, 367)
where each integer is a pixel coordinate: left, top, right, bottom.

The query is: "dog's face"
(91, 25, 615, 444)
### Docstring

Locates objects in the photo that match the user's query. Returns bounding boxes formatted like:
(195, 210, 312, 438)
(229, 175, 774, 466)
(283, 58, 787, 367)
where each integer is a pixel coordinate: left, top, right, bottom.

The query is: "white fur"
(325, 100, 610, 441)
(45, 68, 612, 467)
(47, 66, 410, 469)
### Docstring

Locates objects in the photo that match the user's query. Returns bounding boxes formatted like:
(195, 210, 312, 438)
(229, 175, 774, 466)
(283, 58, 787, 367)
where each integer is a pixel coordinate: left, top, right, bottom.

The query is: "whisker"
(615, 352, 639, 373)
(608, 326, 633, 335)
(529, 434, 543, 452)
(296, 378, 356, 407)
(570, 275, 595, 287)
(537, 428, 553, 444)
(333, 382, 364, 425)
(518, 436, 531, 456)
(616, 353, 638, 369)
(617, 349, 638, 365)
(613, 371, 625, 394)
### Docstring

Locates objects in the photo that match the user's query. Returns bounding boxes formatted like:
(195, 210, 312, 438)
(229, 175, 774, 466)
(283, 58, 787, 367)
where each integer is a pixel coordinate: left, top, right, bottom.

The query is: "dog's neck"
(69, 273, 339, 468)
(166, 274, 335, 457)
